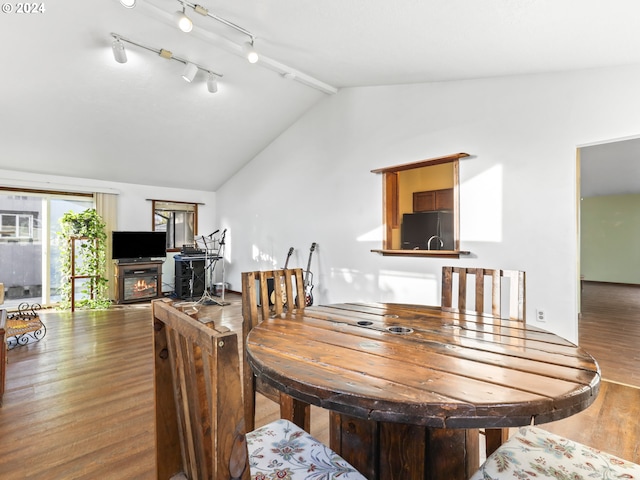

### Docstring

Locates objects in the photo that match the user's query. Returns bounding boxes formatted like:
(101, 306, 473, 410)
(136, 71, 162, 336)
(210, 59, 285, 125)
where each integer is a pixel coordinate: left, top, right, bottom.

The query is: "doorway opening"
(577, 136, 640, 377)
(578, 136, 640, 292)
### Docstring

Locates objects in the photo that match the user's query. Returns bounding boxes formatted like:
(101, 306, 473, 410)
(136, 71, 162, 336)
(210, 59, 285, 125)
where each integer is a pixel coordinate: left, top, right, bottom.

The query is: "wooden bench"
(470, 425, 640, 479)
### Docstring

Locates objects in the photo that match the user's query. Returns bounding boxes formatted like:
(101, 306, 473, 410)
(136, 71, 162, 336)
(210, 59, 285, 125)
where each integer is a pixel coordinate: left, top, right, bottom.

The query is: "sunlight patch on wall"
(251, 244, 276, 265)
(326, 267, 378, 302)
(378, 269, 441, 305)
(330, 267, 379, 286)
(333, 267, 356, 284)
(460, 164, 503, 242)
(357, 225, 384, 242)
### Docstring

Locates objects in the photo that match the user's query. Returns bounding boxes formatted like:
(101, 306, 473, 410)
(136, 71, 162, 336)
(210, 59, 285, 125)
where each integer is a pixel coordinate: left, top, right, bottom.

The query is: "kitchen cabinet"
(413, 188, 453, 212)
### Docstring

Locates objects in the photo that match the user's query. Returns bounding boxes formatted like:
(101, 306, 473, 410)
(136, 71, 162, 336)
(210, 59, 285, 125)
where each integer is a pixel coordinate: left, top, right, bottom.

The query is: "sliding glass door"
(0, 191, 93, 309)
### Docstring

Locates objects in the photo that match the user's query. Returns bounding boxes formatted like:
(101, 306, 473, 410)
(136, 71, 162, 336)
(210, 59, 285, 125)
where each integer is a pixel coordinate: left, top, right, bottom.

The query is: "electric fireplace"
(114, 261, 163, 304)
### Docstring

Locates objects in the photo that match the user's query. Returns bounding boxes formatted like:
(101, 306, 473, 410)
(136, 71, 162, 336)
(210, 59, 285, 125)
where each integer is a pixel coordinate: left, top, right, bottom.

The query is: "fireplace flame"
(124, 274, 158, 301)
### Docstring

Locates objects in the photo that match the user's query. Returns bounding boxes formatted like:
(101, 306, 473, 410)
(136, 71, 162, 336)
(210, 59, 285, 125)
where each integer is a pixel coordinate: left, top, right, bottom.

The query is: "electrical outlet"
(536, 308, 545, 322)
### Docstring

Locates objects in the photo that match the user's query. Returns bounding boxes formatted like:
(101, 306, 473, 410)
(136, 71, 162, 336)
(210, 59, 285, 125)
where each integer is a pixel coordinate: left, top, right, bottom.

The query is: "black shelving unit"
(174, 255, 206, 300)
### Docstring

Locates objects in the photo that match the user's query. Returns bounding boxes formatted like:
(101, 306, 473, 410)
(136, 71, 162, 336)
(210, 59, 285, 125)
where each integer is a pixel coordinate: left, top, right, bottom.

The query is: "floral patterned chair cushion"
(470, 425, 640, 480)
(246, 418, 366, 480)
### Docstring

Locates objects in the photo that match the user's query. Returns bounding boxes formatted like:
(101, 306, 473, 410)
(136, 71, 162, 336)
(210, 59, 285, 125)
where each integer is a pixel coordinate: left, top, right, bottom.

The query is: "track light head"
(182, 62, 198, 83)
(175, 7, 193, 32)
(207, 73, 218, 93)
(243, 41, 259, 64)
(120, 0, 136, 8)
(112, 38, 127, 64)
(109, 33, 224, 93)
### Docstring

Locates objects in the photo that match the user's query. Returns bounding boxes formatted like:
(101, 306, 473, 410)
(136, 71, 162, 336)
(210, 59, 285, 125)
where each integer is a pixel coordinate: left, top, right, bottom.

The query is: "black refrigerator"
(401, 211, 454, 250)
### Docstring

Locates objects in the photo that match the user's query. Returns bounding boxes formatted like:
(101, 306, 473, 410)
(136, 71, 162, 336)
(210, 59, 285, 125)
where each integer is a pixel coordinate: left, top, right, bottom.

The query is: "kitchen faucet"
(427, 235, 444, 250)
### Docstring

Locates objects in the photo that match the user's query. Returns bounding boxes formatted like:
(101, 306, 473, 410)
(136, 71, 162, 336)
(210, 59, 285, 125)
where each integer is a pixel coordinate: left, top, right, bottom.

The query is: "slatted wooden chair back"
(441, 266, 526, 321)
(441, 266, 526, 456)
(241, 268, 306, 327)
(241, 268, 309, 432)
(0, 309, 6, 404)
(153, 298, 250, 480)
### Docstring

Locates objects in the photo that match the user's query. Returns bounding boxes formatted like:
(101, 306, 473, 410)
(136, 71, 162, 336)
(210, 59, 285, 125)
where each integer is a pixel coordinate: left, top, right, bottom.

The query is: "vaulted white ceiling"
(2, 0, 640, 191)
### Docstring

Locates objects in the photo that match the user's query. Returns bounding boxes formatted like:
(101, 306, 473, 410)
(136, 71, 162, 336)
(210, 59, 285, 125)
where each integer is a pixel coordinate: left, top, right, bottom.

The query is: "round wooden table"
(246, 302, 601, 480)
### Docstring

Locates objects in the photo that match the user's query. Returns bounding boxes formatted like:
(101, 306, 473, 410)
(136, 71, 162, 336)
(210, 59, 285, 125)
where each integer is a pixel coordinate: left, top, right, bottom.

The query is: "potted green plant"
(57, 209, 111, 310)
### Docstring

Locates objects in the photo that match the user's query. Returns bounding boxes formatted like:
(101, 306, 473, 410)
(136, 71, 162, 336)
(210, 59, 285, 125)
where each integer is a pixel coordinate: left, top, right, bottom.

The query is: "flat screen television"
(112, 231, 167, 262)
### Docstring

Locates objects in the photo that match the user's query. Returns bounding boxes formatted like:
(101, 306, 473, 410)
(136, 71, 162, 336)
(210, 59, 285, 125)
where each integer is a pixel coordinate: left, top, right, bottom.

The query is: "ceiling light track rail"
(118, 0, 338, 95)
(179, 0, 255, 43)
(111, 32, 222, 78)
(111, 32, 221, 92)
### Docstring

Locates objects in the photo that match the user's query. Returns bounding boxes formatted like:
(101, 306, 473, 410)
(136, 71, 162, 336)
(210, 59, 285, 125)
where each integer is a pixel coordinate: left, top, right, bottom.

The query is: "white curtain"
(95, 193, 118, 302)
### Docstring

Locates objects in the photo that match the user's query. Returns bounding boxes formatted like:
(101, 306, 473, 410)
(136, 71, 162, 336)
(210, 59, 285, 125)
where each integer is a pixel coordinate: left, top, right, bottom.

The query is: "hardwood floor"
(542, 380, 640, 464)
(0, 296, 326, 479)
(0, 284, 638, 478)
(538, 281, 640, 463)
(578, 281, 640, 386)
(0, 305, 157, 479)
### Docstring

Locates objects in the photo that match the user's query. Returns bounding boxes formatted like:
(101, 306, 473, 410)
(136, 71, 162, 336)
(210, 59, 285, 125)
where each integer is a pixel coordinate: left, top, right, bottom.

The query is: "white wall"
(0, 168, 217, 293)
(112, 182, 217, 292)
(216, 64, 640, 343)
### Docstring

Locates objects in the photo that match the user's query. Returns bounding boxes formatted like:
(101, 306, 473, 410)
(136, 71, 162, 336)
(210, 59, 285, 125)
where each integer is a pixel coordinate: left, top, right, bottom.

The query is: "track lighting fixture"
(112, 37, 127, 64)
(176, 0, 259, 64)
(116, 1, 338, 95)
(206, 73, 218, 93)
(175, 5, 193, 33)
(182, 62, 198, 82)
(110, 33, 222, 93)
(243, 40, 259, 64)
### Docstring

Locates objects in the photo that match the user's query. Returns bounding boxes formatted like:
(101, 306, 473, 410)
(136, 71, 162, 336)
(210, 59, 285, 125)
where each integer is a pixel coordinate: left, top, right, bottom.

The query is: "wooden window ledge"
(371, 249, 470, 258)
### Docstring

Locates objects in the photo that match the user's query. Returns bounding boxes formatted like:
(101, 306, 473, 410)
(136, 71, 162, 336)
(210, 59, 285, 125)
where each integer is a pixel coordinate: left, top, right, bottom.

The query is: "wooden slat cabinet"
(413, 188, 453, 212)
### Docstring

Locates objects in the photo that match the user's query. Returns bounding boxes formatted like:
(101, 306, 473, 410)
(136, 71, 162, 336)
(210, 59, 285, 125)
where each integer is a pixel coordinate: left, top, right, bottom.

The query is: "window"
(371, 152, 470, 257)
(1, 213, 35, 239)
(0, 190, 93, 308)
(152, 200, 198, 251)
